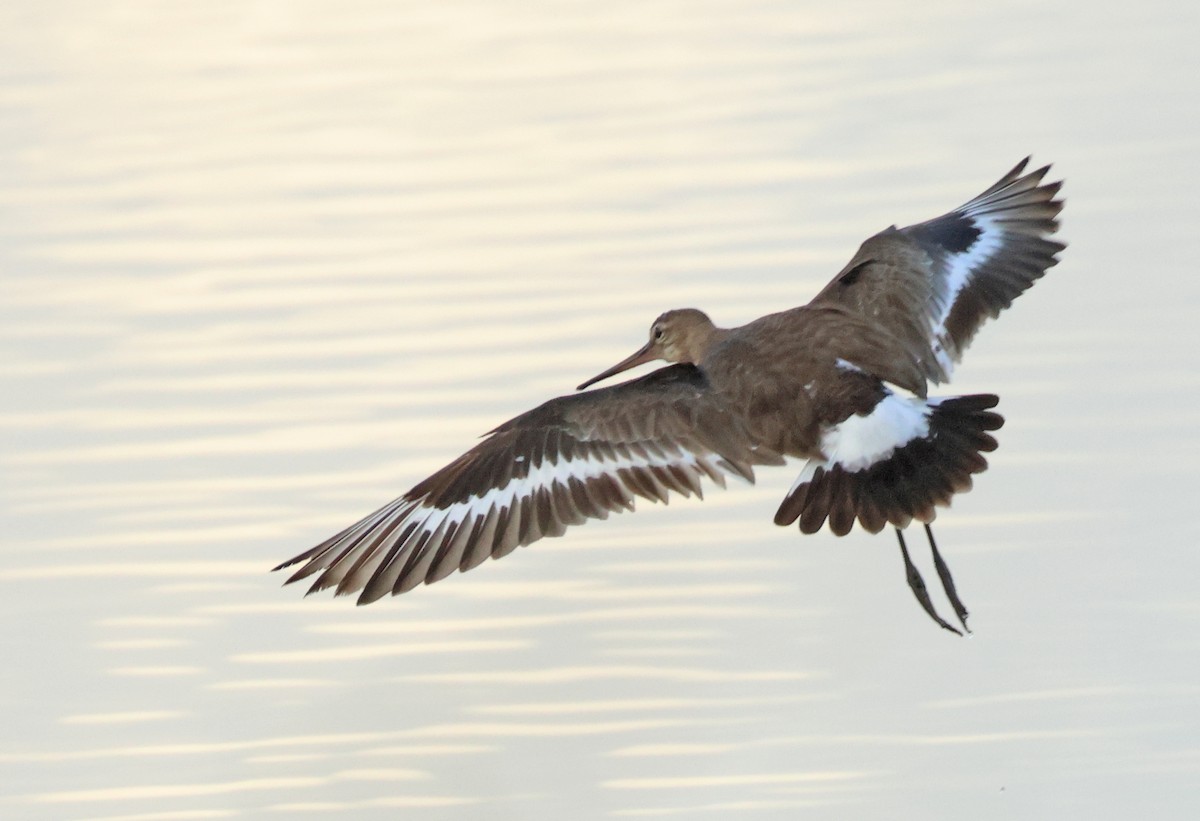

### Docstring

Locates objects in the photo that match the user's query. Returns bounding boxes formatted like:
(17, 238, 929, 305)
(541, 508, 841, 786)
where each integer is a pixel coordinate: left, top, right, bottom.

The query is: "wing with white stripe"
(812, 157, 1065, 383)
(275, 364, 776, 604)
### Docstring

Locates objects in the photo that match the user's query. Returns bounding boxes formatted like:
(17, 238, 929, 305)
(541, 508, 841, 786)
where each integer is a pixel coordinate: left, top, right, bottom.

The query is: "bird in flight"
(275, 158, 1065, 635)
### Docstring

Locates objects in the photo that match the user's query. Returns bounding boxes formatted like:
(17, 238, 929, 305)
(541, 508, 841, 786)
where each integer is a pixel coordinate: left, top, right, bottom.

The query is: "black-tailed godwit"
(276, 158, 1065, 634)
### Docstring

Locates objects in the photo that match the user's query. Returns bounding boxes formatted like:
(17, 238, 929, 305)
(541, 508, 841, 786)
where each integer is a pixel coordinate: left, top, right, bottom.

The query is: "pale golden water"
(3, 1, 1199, 819)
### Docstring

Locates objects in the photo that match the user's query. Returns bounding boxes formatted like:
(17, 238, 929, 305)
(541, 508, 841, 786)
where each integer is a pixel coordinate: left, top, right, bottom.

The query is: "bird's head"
(577, 308, 716, 390)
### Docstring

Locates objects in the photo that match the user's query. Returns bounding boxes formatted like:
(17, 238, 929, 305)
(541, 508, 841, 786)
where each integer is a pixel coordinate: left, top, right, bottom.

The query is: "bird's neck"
(688, 322, 731, 363)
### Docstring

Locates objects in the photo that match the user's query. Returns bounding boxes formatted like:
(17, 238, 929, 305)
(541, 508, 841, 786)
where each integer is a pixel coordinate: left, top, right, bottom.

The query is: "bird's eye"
(653, 326, 664, 340)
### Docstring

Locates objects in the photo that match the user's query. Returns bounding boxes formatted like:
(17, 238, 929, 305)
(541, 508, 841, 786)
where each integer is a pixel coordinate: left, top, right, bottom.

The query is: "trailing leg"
(896, 528, 961, 636)
(925, 523, 970, 633)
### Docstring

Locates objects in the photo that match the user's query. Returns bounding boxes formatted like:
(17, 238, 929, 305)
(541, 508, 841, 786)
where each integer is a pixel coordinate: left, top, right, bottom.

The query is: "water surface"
(3, 1, 1199, 819)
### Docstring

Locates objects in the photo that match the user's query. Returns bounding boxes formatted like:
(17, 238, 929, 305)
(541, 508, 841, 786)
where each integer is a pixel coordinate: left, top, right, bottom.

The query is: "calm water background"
(3, 1, 1199, 818)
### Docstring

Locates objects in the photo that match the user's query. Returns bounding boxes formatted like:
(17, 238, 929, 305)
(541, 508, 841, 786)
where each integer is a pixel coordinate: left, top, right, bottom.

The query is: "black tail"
(775, 394, 1004, 536)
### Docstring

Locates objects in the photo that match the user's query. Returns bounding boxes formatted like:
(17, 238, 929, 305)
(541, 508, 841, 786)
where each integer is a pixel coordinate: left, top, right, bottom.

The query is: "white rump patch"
(824, 392, 930, 471)
(786, 392, 931, 497)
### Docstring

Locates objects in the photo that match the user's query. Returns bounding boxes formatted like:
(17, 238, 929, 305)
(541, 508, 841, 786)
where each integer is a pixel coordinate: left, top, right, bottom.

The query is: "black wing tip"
(965, 156, 1062, 210)
(285, 563, 322, 587)
(1010, 155, 1058, 181)
(272, 545, 322, 574)
(1009, 155, 1033, 178)
(993, 156, 1063, 199)
(906, 156, 1065, 254)
(355, 588, 388, 606)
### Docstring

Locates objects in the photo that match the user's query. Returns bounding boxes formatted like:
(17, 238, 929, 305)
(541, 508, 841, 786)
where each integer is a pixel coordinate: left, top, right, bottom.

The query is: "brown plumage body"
(276, 158, 1064, 634)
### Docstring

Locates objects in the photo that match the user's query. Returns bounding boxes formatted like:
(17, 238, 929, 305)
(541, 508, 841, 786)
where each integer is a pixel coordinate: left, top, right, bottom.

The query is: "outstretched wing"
(811, 157, 1066, 383)
(275, 365, 776, 605)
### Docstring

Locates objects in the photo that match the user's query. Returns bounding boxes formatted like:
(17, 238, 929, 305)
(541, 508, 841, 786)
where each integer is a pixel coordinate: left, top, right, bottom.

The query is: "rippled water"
(3, 1, 1199, 819)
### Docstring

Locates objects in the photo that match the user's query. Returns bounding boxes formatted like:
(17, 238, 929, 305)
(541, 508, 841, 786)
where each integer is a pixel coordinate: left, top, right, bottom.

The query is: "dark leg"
(925, 523, 970, 634)
(896, 528, 962, 636)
